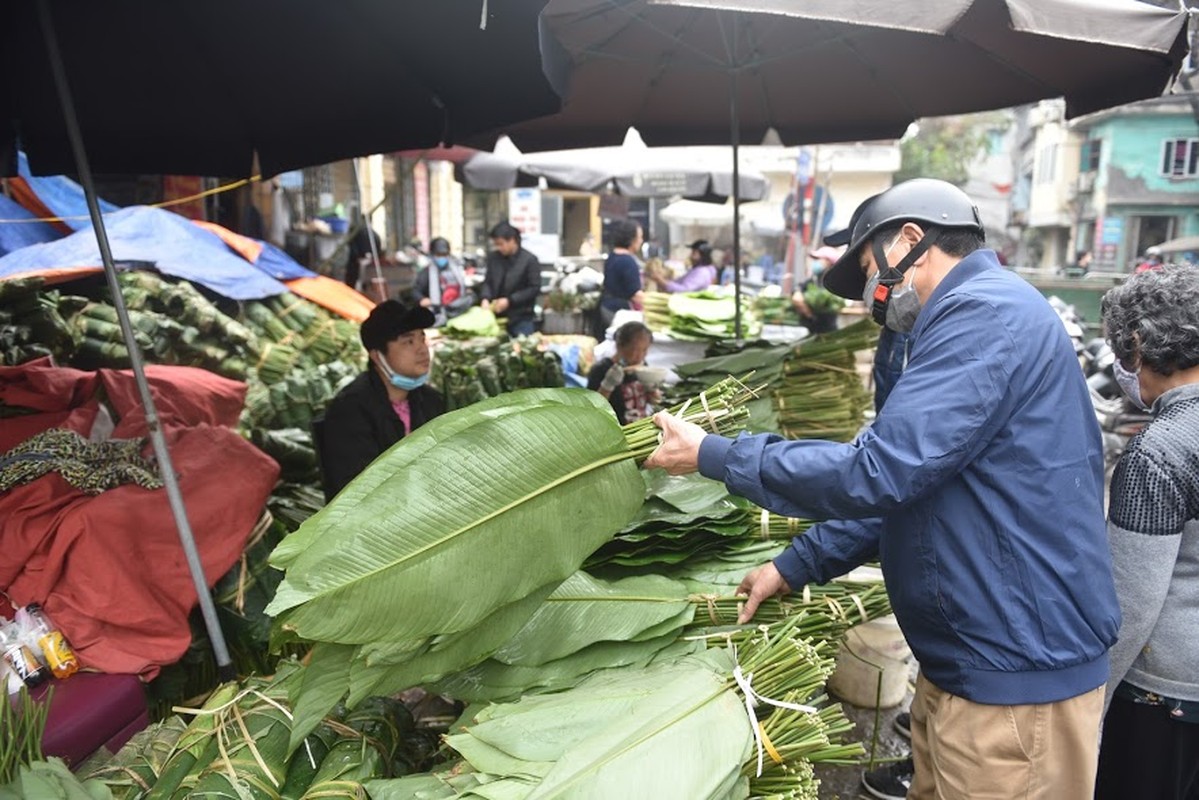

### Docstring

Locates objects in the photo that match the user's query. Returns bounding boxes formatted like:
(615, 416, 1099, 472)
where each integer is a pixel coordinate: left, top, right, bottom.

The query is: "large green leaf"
(459, 654, 752, 800)
(346, 582, 561, 705)
(270, 389, 604, 570)
(490, 572, 692, 667)
(267, 391, 643, 645)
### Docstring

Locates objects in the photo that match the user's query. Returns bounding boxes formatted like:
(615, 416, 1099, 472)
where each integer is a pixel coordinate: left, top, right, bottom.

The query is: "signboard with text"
(508, 188, 542, 235)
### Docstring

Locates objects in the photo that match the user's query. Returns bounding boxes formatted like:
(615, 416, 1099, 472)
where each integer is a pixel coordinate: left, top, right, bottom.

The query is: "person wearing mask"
(645, 179, 1119, 800)
(481, 222, 542, 337)
(597, 219, 645, 338)
(317, 301, 444, 501)
(587, 321, 656, 424)
(413, 236, 471, 326)
(662, 239, 718, 292)
(790, 245, 845, 334)
(1095, 265, 1199, 800)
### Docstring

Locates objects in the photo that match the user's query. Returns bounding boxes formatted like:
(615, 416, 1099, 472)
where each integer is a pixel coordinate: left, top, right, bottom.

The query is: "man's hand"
(480, 299, 492, 311)
(418, 298, 432, 308)
(599, 363, 625, 394)
(736, 563, 792, 624)
(493, 297, 510, 314)
(643, 411, 707, 475)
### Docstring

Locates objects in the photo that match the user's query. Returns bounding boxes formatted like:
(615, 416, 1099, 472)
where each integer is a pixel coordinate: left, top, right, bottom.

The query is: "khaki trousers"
(908, 672, 1104, 800)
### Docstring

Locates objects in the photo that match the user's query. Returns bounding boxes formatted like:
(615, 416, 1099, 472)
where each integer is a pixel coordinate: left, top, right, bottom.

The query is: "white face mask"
(1112, 360, 1149, 411)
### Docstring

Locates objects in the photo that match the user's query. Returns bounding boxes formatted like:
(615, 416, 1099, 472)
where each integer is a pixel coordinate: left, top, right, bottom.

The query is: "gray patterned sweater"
(1105, 382, 1199, 710)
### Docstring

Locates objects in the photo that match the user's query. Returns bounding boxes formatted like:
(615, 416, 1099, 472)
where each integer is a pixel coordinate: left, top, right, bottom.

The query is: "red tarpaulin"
(0, 358, 279, 677)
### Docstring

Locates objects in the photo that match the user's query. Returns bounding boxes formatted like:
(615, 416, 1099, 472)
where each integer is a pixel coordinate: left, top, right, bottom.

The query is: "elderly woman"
(1095, 264, 1199, 800)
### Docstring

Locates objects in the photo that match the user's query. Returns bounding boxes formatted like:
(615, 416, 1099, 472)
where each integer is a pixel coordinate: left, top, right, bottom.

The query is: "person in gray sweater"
(1096, 264, 1199, 800)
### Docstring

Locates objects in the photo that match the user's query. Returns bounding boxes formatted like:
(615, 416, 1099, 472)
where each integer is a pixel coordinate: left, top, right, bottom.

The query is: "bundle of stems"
(622, 374, 763, 462)
(719, 616, 865, 799)
(0, 685, 51, 785)
(687, 580, 892, 632)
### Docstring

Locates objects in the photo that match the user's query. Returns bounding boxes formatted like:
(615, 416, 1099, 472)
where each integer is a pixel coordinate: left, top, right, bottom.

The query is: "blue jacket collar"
(911, 249, 1001, 338)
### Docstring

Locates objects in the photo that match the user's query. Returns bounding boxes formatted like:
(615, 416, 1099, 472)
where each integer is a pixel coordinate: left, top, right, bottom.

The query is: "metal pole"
(37, 0, 235, 681)
(730, 47, 743, 341)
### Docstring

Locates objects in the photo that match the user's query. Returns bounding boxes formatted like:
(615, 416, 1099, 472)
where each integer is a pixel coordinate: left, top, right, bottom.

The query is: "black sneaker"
(862, 757, 914, 800)
(893, 711, 911, 740)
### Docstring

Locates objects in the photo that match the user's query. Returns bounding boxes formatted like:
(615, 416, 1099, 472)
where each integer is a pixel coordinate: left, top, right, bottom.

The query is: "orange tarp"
(286, 275, 376, 322)
(192, 219, 264, 264)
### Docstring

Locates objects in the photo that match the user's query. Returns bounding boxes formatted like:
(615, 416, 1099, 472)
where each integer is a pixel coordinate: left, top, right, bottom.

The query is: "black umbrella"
(473, 0, 1189, 336)
(1, 0, 564, 679)
(2, 0, 566, 178)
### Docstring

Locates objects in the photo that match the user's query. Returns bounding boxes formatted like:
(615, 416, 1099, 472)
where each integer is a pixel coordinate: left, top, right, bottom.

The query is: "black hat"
(823, 180, 983, 300)
(430, 237, 451, 255)
(360, 300, 435, 351)
(687, 239, 710, 250)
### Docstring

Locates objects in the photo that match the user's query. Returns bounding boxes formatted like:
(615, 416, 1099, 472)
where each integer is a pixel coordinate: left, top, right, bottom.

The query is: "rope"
(0, 175, 261, 224)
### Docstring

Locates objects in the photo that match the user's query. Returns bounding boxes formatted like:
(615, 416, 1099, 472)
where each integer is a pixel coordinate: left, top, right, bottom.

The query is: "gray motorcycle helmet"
(823, 179, 984, 301)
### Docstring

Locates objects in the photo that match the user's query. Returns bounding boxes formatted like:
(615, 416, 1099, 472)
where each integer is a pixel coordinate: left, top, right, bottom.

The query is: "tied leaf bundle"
(668, 290, 763, 341)
(672, 319, 879, 442)
(266, 381, 757, 752)
(367, 616, 862, 800)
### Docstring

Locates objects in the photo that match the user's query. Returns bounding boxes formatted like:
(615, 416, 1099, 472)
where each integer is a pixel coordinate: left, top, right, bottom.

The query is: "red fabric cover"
(0, 360, 279, 678)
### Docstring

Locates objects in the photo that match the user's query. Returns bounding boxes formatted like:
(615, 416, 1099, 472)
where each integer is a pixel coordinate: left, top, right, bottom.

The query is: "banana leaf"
(0, 758, 112, 800)
(378, 651, 753, 800)
(488, 572, 693, 667)
(266, 389, 643, 646)
(444, 307, 501, 339)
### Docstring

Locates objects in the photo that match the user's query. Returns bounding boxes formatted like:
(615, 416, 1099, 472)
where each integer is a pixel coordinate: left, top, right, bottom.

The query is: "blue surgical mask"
(810, 261, 825, 275)
(434, 256, 449, 268)
(376, 353, 429, 391)
(1113, 360, 1149, 411)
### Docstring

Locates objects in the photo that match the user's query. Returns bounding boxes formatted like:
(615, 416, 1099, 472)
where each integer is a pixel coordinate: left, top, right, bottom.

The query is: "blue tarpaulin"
(252, 240, 315, 280)
(0, 206, 289, 300)
(0, 195, 60, 256)
(18, 152, 119, 232)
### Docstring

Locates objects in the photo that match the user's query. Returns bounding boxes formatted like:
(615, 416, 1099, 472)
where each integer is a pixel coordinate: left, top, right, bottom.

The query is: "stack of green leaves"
(430, 567, 890, 704)
(586, 472, 761, 571)
(0, 277, 74, 366)
(431, 337, 565, 411)
(264, 381, 757, 751)
(0, 758, 111, 800)
(670, 319, 878, 442)
(642, 290, 672, 332)
(241, 360, 357, 431)
(94, 665, 426, 800)
(755, 293, 797, 326)
(668, 290, 762, 341)
(443, 307, 501, 339)
(368, 616, 863, 800)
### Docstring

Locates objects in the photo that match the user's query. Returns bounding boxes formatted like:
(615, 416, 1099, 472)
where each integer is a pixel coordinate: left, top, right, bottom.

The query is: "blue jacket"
(698, 249, 1119, 705)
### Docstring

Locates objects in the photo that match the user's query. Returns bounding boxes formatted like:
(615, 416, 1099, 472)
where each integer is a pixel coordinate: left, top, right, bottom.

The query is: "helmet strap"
(869, 224, 941, 326)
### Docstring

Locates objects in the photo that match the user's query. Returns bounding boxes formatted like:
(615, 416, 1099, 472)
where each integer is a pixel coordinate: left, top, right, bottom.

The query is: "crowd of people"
(313, 178, 1194, 800)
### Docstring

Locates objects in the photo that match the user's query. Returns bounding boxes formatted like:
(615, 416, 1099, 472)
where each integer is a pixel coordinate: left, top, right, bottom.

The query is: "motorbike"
(1048, 296, 1150, 474)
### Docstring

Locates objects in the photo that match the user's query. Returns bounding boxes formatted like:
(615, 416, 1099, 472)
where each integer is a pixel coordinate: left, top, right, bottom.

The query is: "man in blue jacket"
(646, 179, 1119, 799)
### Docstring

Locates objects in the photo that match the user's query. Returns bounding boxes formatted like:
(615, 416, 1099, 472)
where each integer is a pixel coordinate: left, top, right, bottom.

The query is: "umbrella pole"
(730, 67, 743, 342)
(37, 0, 236, 681)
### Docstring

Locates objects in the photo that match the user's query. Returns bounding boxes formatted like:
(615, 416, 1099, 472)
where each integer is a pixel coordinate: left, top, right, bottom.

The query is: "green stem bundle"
(0, 685, 51, 785)
(622, 375, 762, 462)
